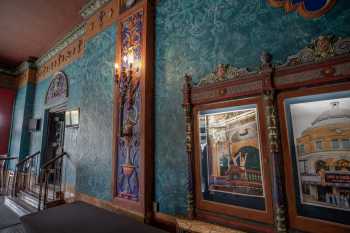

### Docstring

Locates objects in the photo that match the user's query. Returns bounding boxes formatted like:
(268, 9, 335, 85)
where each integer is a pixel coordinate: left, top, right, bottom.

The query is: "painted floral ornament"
(267, 0, 337, 19)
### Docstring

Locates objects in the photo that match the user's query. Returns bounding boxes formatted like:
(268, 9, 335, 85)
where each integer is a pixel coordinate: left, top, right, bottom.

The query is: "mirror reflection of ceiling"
(0, 0, 87, 68)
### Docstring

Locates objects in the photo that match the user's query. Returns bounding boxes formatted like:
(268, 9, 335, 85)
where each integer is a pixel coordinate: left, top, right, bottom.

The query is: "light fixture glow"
(123, 55, 128, 63)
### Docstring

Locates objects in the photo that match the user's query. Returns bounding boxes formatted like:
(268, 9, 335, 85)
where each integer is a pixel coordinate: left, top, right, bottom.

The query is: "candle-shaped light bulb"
(123, 55, 128, 63)
(128, 55, 134, 66)
(114, 63, 119, 72)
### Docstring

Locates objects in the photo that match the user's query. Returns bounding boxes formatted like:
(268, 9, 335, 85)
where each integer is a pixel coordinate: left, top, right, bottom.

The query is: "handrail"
(16, 151, 40, 167)
(12, 151, 41, 198)
(0, 157, 18, 161)
(41, 152, 67, 169)
(38, 152, 67, 210)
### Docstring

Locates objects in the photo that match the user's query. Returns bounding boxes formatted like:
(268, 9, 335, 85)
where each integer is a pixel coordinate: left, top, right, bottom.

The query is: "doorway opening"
(43, 111, 65, 164)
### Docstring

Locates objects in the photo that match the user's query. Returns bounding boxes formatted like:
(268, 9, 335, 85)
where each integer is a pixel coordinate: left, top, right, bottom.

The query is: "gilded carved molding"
(36, 23, 85, 68)
(195, 64, 251, 87)
(85, 0, 117, 40)
(282, 36, 350, 66)
(182, 74, 195, 219)
(80, 0, 112, 19)
(264, 92, 287, 233)
(36, 38, 85, 81)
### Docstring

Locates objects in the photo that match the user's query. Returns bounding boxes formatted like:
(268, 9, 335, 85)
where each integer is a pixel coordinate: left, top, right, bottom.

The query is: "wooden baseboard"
(75, 191, 145, 222)
(63, 185, 145, 222)
(152, 212, 177, 233)
(63, 185, 177, 232)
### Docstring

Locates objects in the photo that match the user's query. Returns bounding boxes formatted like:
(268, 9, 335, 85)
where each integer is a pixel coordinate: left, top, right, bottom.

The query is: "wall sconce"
(114, 52, 141, 84)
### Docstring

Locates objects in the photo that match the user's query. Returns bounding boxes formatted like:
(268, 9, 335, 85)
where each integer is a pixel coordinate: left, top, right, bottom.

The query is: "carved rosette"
(183, 74, 195, 219)
(195, 64, 250, 87)
(283, 36, 350, 66)
(263, 91, 287, 233)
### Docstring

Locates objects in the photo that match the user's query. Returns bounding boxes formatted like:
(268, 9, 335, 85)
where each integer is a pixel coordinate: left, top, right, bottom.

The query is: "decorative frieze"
(36, 38, 85, 81)
(80, 0, 112, 19)
(192, 80, 263, 104)
(36, 23, 85, 69)
(282, 36, 350, 66)
(195, 64, 251, 87)
(85, 0, 117, 40)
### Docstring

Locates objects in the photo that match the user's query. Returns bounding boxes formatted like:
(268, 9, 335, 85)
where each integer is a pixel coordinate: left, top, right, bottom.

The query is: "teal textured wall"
(9, 83, 35, 169)
(9, 87, 26, 165)
(154, 0, 350, 215)
(25, 24, 116, 201)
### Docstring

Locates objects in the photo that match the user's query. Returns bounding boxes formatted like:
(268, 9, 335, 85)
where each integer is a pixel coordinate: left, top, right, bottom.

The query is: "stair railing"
(38, 152, 67, 210)
(0, 155, 18, 195)
(12, 151, 41, 198)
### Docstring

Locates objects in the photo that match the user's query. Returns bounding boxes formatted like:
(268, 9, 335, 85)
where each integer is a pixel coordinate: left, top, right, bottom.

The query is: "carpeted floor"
(0, 224, 25, 233)
(0, 197, 21, 231)
(21, 201, 168, 233)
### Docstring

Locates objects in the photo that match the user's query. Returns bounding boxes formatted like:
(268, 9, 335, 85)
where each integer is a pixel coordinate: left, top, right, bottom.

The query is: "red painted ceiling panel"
(0, 0, 87, 68)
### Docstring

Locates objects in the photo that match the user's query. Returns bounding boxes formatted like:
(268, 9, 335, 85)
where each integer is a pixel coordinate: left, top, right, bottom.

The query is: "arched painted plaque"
(45, 72, 68, 105)
(268, 0, 337, 19)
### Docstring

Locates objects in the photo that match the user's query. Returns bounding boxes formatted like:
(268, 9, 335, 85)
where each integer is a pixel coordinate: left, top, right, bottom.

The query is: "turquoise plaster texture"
(154, 0, 350, 215)
(11, 24, 117, 201)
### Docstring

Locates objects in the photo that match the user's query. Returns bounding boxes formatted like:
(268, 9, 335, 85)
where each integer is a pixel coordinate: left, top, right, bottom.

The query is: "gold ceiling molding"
(36, 38, 85, 81)
(85, 0, 117, 39)
(35, 23, 86, 68)
(80, 0, 112, 19)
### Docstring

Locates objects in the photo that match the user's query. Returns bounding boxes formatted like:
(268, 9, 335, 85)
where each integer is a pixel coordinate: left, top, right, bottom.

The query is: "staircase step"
(19, 191, 40, 209)
(4, 196, 37, 217)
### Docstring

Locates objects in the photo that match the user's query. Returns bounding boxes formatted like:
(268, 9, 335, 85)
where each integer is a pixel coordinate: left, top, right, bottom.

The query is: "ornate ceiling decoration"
(268, 0, 337, 19)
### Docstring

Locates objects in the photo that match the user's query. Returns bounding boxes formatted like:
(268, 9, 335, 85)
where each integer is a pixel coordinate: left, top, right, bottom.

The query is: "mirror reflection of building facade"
(296, 101, 350, 210)
(201, 107, 264, 197)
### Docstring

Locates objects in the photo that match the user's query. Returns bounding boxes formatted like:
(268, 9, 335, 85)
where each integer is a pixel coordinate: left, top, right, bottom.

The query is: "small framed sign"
(65, 108, 79, 128)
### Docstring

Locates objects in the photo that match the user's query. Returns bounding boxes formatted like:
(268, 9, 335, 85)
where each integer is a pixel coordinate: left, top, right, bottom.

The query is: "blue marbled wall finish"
(8, 83, 35, 169)
(66, 25, 116, 200)
(154, 0, 350, 215)
(21, 83, 35, 157)
(26, 24, 116, 200)
(9, 87, 26, 168)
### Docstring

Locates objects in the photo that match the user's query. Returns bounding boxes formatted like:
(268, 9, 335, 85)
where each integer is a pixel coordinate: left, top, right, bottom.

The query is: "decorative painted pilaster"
(264, 90, 287, 233)
(182, 74, 195, 219)
(116, 10, 144, 202)
(260, 51, 287, 232)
